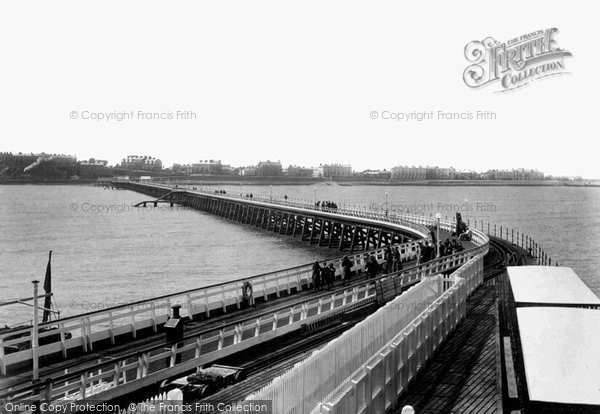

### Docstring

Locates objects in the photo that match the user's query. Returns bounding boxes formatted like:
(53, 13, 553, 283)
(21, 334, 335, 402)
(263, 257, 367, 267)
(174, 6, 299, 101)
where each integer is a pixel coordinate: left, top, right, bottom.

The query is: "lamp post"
(435, 212, 441, 258)
(270, 185, 272, 201)
(464, 198, 469, 225)
(314, 187, 317, 205)
(385, 192, 389, 217)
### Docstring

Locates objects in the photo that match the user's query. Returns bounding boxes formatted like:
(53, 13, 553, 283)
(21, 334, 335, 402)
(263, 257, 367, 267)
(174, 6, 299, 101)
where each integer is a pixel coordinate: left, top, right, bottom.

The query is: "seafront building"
(79, 158, 108, 166)
(315, 163, 353, 178)
(120, 155, 163, 171)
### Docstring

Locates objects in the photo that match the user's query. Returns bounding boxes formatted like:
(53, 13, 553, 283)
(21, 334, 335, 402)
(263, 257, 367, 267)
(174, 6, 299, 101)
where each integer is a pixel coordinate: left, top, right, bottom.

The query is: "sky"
(0, 1, 598, 178)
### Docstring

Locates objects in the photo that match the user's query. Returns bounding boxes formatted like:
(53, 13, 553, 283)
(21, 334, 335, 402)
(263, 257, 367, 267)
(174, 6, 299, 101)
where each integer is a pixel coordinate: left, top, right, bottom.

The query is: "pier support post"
(309, 218, 317, 244)
(301, 217, 309, 240)
(318, 220, 325, 246)
(350, 227, 358, 253)
(364, 229, 372, 251)
(377, 229, 383, 248)
(338, 224, 346, 250)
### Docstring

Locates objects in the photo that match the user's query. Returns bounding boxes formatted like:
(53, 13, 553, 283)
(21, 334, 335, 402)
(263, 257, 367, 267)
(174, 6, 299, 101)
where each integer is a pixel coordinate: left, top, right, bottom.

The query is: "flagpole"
(32, 280, 40, 381)
(42, 250, 52, 323)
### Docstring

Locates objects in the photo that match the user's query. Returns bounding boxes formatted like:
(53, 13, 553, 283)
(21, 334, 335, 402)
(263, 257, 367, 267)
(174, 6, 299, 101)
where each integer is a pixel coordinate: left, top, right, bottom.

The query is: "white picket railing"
(4, 182, 470, 374)
(4, 245, 485, 405)
(0, 238, 425, 375)
(0, 184, 489, 407)
(243, 254, 484, 414)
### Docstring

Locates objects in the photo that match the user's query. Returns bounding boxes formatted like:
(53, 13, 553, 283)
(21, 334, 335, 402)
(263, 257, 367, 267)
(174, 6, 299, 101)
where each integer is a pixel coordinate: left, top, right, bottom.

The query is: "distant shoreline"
(1, 178, 598, 187)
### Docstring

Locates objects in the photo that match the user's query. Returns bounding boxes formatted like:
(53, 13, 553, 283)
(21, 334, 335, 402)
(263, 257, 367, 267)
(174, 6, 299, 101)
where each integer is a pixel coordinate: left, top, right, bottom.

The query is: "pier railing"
(122, 182, 551, 265)
(186, 185, 551, 265)
(0, 238, 422, 375)
(0, 186, 489, 394)
(3, 246, 486, 405)
(467, 219, 557, 266)
(243, 254, 484, 413)
(0, 187, 486, 376)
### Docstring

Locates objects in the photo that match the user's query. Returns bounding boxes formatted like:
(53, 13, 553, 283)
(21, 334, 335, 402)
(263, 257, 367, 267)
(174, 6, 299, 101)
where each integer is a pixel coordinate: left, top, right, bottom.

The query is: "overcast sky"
(1, 1, 598, 178)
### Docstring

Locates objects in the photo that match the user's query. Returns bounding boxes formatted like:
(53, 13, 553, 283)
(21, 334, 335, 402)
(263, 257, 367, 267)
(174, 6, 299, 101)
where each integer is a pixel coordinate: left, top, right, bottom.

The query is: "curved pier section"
(117, 181, 431, 250)
(0, 182, 489, 406)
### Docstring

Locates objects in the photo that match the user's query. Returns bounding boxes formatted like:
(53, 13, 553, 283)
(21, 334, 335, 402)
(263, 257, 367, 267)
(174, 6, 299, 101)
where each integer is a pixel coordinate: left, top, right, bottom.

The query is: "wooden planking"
(394, 285, 499, 414)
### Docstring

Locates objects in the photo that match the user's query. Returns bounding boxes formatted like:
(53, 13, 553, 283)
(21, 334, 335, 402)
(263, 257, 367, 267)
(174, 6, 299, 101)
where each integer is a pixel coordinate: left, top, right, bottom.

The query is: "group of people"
(214, 189, 227, 194)
(381, 245, 404, 274)
(312, 255, 356, 290)
(315, 200, 338, 209)
(440, 238, 464, 256)
(244, 193, 254, 198)
(416, 238, 464, 264)
(309, 221, 470, 289)
(311, 261, 336, 290)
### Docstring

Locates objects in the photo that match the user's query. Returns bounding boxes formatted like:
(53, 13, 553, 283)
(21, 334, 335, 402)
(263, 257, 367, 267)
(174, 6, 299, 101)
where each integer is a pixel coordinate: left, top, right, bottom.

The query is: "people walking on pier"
(321, 263, 331, 290)
(423, 242, 433, 262)
(384, 246, 392, 273)
(459, 228, 472, 241)
(392, 247, 401, 272)
(312, 261, 322, 290)
(325, 263, 335, 289)
(366, 255, 379, 279)
(444, 239, 452, 255)
(341, 256, 353, 286)
(451, 239, 459, 253)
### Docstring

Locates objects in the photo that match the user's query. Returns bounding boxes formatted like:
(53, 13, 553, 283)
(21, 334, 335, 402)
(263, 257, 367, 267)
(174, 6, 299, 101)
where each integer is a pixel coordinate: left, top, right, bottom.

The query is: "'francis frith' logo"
(463, 28, 572, 92)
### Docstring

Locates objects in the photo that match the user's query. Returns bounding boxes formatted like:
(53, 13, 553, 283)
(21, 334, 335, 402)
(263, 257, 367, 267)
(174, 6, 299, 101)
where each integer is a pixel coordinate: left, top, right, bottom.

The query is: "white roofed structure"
(506, 266, 600, 307)
(517, 307, 600, 407)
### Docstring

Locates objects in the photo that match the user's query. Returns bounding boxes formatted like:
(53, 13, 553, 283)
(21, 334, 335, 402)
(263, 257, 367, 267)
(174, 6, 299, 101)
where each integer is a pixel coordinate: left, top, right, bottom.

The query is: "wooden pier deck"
(394, 283, 500, 414)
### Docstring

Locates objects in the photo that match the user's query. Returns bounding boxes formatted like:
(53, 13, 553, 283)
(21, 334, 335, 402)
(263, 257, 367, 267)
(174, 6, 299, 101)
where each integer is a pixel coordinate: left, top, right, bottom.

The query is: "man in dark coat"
(341, 256, 353, 286)
(366, 255, 379, 279)
(312, 261, 322, 290)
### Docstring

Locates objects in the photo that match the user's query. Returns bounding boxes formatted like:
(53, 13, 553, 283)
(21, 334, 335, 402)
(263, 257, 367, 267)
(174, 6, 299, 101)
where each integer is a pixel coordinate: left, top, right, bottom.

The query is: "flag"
(42, 250, 52, 323)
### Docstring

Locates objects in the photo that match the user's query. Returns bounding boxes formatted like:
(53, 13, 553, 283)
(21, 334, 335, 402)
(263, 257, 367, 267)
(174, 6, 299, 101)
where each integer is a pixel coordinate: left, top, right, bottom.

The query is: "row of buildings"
(390, 166, 546, 181)
(170, 160, 354, 178)
(4, 152, 574, 181)
(6, 153, 550, 181)
(84, 156, 550, 181)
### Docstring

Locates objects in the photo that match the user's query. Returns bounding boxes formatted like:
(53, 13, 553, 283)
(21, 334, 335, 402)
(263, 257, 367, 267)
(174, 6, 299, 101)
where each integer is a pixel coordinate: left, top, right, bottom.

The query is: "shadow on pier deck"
(394, 283, 500, 414)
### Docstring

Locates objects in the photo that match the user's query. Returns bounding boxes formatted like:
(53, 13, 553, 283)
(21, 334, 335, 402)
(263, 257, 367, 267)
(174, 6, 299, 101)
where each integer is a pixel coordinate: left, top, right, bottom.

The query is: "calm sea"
(1, 184, 598, 325)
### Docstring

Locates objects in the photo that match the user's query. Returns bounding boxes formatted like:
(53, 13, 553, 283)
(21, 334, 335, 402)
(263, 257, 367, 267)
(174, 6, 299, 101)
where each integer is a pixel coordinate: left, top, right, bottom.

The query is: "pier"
(1, 181, 592, 413)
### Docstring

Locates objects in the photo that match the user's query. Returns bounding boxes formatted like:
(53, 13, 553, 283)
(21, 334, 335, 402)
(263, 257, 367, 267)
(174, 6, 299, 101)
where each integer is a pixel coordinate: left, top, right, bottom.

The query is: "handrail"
(1, 190, 472, 375)
(0, 193, 436, 341)
(0, 182, 490, 403)
(243, 253, 485, 413)
(0, 239, 420, 342)
(2, 238, 488, 403)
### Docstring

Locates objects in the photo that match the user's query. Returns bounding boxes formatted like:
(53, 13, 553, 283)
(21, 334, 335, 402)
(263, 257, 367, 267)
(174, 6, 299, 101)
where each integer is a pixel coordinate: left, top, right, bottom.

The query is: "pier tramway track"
(119, 305, 375, 406)
(484, 236, 532, 281)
